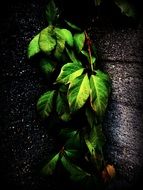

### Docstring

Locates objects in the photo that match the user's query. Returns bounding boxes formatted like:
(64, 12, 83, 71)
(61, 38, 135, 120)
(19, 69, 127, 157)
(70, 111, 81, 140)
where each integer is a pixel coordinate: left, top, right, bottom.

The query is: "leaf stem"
(84, 31, 93, 71)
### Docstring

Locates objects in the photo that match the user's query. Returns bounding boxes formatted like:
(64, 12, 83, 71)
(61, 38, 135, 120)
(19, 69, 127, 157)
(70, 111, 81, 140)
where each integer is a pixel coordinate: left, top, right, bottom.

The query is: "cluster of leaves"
(94, 0, 136, 17)
(28, 0, 115, 189)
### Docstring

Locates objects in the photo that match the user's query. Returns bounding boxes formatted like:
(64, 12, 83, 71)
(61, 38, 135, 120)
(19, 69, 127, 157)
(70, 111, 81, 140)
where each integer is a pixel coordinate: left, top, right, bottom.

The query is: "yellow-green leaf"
(28, 34, 40, 58)
(90, 74, 109, 118)
(74, 32, 85, 52)
(37, 90, 55, 118)
(39, 26, 56, 54)
(55, 28, 73, 47)
(54, 35, 65, 60)
(68, 74, 90, 112)
(96, 70, 111, 94)
(57, 62, 84, 84)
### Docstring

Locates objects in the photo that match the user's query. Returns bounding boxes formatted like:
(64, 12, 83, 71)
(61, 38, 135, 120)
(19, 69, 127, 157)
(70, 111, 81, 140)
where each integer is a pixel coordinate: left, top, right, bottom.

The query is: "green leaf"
(61, 29, 73, 46)
(85, 107, 97, 128)
(74, 32, 85, 52)
(114, 0, 135, 17)
(68, 74, 90, 112)
(60, 113, 71, 122)
(96, 70, 111, 95)
(59, 84, 68, 93)
(57, 62, 84, 84)
(96, 70, 110, 82)
(28, 34, 40, 58)
(54, 34, 65, 60)
(37, 90, 55, 118)
(39, 26, 56, 54)
(56, 92, 71, 121)
(90, 74, 109, 118)
(59, 128, 77, 140)
(65, 20, 81, 31)
(42, 153, 59, 175)
(85, 125, 105, 154)
(81, 50, 96, 64)
(84, 125, 105, 166)
(55, 28, 73, 47)
(45, 0, 59, 25)
(40, 58, 56, 76)
(66, 48, 78, 63)
(65, 131, 80, 149)
(61, 156, 90, 181)
(89, 125, 105, 151)
(65, 149, 79, 159)
(85, 138, 95, 156)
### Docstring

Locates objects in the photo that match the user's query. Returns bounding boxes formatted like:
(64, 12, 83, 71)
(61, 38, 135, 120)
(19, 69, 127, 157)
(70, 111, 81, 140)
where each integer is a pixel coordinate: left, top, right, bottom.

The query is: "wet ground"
(0, 0, 143, 189)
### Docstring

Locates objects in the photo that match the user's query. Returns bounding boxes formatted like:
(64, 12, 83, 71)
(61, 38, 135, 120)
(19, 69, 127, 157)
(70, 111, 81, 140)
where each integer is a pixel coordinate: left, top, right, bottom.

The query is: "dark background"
(0, 0, 143, 189)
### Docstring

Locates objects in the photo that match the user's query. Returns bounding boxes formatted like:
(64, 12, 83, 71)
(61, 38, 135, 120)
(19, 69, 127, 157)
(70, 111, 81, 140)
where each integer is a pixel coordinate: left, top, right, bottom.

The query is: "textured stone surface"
(90, 23, 143, 187)
(0, 0, 143, 190)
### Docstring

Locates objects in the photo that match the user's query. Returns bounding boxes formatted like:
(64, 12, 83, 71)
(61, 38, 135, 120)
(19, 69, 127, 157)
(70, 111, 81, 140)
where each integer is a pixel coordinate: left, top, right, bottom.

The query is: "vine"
(28, 0, 116, 189)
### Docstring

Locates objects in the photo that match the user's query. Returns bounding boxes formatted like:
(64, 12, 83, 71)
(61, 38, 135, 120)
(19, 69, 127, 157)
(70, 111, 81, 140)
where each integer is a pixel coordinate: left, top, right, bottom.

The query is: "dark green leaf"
(65, 131, 80, 149)
(90, 74, 109, 118)
(28, 34, 40, 58)
(54, 33, 65, 60)
(85, 107, 97, 128)
(74, 32, 85, 52)
(68, 74, 90, 112)
(42, 153, 59, 175)
(56, 92, 71, 121)
(85, 138, 95, 156)
(39, 26, 56, 54)
(91, 125, 105, 151)
(114, 0, 135, 17)
(37, 90, 55, 118)
(59, 128, 77, 140)
(61, 156, 90, 181)
(40, 58, 56, 76)
(57, 62, 84, 84)
(94, 0, 102, 6)
(86, 125, 105, 153)
(66, 48, 78, 63)
(84, 125, 105, 166)
(65, 20, 81, 31)
(59, 84, 68, 93)
(65, 149, 79, 159)
(60, 113, 71, 122)
(81, 50, 96, 64)
(45, 0, 59, 25)
(96, 70, 110, 83)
